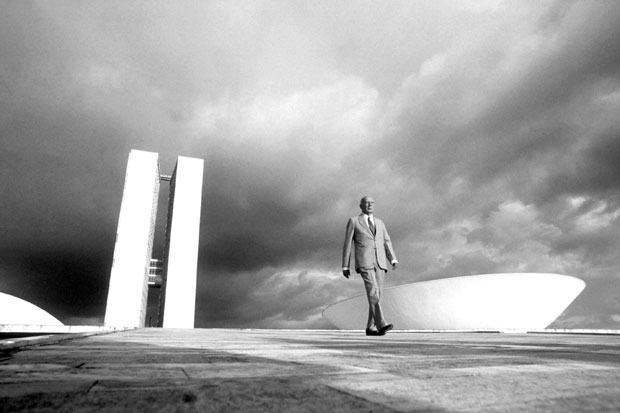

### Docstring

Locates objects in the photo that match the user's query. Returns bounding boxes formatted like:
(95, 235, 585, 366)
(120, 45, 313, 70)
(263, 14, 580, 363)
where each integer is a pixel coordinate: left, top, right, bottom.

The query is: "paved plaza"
(1, 328, 619, 411)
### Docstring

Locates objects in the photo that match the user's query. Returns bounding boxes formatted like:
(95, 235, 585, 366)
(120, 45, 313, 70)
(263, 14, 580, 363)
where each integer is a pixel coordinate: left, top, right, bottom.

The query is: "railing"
(147, 259, 164, 287)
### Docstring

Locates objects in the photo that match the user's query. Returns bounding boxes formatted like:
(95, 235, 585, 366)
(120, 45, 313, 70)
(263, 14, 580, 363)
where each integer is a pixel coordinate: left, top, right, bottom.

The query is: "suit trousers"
(359, 267, 386, 330)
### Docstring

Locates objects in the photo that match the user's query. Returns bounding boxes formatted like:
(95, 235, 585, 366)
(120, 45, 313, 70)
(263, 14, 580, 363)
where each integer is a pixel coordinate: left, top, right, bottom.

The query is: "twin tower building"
(104, 150, 203, 328)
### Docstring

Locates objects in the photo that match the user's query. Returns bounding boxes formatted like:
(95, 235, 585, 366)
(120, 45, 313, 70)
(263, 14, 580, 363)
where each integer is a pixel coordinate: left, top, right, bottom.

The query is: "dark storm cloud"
(0, 246, 111, 322)
(541, 129, 620, 199)
(201, 148, 334, 272)
(381, 0, 620, 193)
(1, 1, 619, 328)
(476, 3, 620, 133)
(195, 267, 356, 329)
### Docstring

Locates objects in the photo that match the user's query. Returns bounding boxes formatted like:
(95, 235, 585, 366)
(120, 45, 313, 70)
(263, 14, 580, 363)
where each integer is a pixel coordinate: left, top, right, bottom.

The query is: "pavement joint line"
(85, 380, 99, 394)
(0, 327, 136, 351)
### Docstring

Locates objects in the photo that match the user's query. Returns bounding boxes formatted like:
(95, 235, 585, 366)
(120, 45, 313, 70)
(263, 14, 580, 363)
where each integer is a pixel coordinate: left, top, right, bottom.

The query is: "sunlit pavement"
(1, 328, 619, 411)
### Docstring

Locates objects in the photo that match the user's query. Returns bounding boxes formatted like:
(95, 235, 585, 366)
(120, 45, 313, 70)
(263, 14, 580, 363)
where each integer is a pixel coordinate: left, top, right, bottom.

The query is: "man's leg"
(360, 269, 385, 330)
(366, 309, 373, 330)
(375, 269, 394, 334)
(374, 269, 388, 329)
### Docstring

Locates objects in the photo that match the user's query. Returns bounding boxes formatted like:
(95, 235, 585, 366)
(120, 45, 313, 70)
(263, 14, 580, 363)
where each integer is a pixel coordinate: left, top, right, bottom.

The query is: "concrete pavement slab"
(0, 328, 619, 411)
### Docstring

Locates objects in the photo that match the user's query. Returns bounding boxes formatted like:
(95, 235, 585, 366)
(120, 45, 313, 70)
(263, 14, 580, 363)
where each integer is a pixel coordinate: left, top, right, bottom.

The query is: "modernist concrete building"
(323, 273, 585, 331)
(104, 150, 204, 329)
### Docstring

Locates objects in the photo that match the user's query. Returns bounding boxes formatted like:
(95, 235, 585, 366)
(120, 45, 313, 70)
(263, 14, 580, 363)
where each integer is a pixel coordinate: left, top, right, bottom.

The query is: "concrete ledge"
(0, 326, 134, 351)
(1, 327, 618, 353)
(256, 328, 620, 335)
(362, 328, 620, 335)
(0, 324, 128, 334)
(531, 328, 620, 335)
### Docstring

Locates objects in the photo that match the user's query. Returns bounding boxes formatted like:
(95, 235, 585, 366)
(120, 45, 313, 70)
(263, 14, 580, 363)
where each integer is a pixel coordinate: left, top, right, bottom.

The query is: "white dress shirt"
(365, 214, 375, 230)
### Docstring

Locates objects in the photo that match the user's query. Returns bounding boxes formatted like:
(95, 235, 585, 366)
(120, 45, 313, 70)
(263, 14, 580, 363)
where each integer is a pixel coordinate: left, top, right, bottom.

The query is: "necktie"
(368, 217, 375, 235)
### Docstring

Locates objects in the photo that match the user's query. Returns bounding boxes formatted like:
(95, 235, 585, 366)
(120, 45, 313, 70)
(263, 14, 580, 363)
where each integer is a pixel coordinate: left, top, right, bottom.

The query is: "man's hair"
(359, 196, 372, 204)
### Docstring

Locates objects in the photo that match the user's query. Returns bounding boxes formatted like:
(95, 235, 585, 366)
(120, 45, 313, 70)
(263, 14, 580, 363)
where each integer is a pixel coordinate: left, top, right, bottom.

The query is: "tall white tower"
(161, 156, 204, 328)
(104, 150, 204, 328)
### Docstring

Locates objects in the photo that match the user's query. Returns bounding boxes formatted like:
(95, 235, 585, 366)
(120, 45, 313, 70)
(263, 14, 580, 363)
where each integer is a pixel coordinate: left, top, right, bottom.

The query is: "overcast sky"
(1, 0, 619, 329)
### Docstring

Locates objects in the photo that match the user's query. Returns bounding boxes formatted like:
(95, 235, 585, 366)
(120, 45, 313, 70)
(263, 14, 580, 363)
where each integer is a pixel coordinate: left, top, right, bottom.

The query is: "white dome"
(323, 273, 585, 331)
(0, 292, 63, 326)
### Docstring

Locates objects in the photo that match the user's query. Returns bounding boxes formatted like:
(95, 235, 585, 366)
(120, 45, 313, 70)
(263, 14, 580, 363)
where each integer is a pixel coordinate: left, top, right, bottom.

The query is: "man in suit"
(342, 196, 398, 336)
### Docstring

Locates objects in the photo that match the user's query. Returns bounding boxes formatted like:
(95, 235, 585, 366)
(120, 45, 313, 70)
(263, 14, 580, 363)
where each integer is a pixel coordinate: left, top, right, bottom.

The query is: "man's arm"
(382, 221, 398, 268)
(342, 218, 355, 278)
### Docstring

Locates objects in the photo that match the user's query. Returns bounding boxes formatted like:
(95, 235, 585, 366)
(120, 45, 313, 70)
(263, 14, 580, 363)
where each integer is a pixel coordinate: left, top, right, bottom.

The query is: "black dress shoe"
(378, 324, 393, 335)
(365, 329, 380, 336)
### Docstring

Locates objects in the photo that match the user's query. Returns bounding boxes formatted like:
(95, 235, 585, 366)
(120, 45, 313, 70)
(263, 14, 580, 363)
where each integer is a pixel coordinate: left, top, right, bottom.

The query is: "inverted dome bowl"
(323, 273, 585, 331)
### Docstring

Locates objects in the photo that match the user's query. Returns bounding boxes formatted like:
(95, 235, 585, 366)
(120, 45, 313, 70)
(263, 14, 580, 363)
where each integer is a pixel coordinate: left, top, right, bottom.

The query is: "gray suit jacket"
(342, 214, 397, 272)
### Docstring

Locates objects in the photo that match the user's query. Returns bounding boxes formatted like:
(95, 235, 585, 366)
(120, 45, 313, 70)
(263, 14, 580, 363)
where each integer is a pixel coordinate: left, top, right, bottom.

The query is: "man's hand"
(342, 269, 350, 278)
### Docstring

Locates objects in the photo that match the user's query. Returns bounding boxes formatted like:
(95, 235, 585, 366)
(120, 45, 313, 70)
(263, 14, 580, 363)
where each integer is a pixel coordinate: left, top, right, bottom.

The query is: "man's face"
(360, 197, 375, 214)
